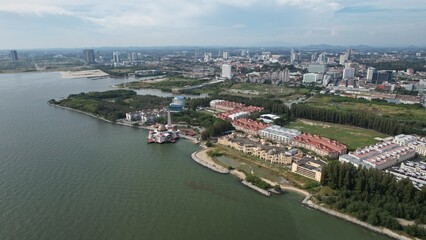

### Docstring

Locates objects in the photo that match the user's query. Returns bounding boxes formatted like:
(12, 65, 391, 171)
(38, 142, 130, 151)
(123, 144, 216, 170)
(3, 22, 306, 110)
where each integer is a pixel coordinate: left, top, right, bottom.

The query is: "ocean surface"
(0, 72, 389, 240)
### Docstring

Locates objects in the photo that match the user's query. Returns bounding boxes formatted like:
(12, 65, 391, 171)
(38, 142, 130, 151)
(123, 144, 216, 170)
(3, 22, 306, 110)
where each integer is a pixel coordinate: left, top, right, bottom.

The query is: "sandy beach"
(61, 70, 109, 79)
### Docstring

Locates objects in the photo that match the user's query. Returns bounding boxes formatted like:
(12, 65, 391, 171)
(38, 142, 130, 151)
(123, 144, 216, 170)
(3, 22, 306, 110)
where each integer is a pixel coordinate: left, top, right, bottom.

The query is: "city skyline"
(1, 0, 426, 49)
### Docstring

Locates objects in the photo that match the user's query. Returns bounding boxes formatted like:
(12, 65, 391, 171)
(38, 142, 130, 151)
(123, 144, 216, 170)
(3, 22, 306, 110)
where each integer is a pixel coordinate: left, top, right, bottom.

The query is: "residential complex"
(218, 134, 302, 165)
(259, 125, 301, 144)
(291, 157, 326, 182)
(231, 118, 268, 135)
(393, 134, 426, 156)
(292, 133, 347, 158)
(339, 141, 416, 170)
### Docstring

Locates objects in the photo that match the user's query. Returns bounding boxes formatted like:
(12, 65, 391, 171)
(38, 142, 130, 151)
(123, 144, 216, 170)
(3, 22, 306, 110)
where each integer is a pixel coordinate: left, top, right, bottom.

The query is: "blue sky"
(0, 0, 425, 48)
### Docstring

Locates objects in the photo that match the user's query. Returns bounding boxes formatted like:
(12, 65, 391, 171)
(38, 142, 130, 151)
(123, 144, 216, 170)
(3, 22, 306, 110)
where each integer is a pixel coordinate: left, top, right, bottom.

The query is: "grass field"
(225, 83, 310, 100)
(306, 95, 426, 123)
(285, 119, 390, 150)
(117, 77, 209, 91)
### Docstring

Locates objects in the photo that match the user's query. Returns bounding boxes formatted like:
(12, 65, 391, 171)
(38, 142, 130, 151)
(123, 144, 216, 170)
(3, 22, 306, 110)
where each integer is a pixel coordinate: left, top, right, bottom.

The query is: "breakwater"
(241, 180, 271, 196)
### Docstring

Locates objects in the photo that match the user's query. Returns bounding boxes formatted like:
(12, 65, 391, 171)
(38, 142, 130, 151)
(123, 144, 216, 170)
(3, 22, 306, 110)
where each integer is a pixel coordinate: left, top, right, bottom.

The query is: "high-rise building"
(317, 53, 326, 64)
(345, 48, 353, 61)
(339, 54, 346, 65)
(131, 52, 138, 62)
(366, 67, 375, 81)
(308, 64, 327, 73)
(113, 52, 120, 63)
(83, 49, 95, 64)
(282, 69, 290, 82)
(345, 62, 359, 75)
(221, 64, 232, 79)
(372, 71, 393, 84)
(204, 53, 212, 62)
(343, 68, 355, 79)
(311, 52, 318, 62)
(290, 48, 299, 64)
(9, 50, 18, 61)
(223, 51, 229, 60)
(303, 73, 320, 83)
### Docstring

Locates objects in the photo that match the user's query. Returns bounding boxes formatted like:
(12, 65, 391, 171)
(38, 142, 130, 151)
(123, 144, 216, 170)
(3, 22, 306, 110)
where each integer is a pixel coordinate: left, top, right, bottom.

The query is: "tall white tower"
(367, 67, 375, 81)
(222, 64, 232, 79)
(112, 52, 120, 63)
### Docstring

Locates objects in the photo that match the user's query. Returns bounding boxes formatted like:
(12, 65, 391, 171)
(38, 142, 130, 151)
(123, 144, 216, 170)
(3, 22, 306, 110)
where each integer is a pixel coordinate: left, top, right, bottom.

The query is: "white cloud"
(0, 0, 343, 28)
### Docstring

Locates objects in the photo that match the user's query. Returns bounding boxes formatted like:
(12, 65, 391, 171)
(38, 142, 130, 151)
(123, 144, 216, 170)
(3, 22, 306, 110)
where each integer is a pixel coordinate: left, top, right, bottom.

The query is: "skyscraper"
(343, 68, 355, 79)
(223, 51, 229, 60)
(10, 50, 18, 61)
(339, 54, 346, 65)
(113, 52, 120, 63)
(83, 49, 95, 64)
(290, 48, 299, 64)
(366, 67, 375, 81)
(221, 64, 232, 79)
(317, 53, 327, 64)
(345, 48, 353, 61)
(281, 69, 290, 82)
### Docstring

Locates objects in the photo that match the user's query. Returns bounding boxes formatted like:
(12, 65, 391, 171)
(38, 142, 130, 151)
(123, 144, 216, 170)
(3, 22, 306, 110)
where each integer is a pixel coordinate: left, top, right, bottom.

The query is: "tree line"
(187, 95, 426, 136)
(291, 104, 426, 136)
(320, 161, 426, 239)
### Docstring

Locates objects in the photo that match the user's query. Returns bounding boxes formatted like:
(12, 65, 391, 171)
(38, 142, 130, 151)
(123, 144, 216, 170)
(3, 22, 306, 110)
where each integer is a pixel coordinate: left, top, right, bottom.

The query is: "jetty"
(241, 180, 271, 196)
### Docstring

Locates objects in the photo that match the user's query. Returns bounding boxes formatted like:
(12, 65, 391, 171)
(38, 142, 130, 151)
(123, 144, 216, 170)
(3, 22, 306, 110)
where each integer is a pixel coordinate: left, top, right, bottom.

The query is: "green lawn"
(306, 95, 426, 123)
(285, 119, 390, 150)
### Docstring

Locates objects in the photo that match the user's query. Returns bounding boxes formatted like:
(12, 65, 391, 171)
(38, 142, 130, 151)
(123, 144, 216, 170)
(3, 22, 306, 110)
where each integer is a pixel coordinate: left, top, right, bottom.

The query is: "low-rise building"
(218, 134, 301, 165)
(292, 133, 347, 159)
(393, 134, 426, 156)
(259, 114, 280, 123)
(125, 109, 168, 123)
(259, 125, 301, 144)
(387, 161, 426, 190)
(339, 141, 416, 170)
(291, 157, 326, 182)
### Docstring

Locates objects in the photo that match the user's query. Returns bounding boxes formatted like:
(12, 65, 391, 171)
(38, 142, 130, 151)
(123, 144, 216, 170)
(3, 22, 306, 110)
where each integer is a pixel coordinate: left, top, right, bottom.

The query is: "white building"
(393, 134, 426, 156)
(339, 54, 346, 65)
(367, 67, 375, 81)
(210, 99, 225, 108)
(339, 141, 416, 170)
(303, 73, 320, 83)
(204, 53, 212, 62)
(223, 51, 229, 59)
(259, 114, 280, 123)
(343, 68, 355, 79)
(259, 125, 301, 144)
(222, 64, 232, 80)
(228, 111, 249, 121)
(113, 52, 120, 63)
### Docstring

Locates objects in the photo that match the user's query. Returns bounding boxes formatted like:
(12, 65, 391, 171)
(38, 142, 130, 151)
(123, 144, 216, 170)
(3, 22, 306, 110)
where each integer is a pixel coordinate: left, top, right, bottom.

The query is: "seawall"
(191, 149, 229, 174)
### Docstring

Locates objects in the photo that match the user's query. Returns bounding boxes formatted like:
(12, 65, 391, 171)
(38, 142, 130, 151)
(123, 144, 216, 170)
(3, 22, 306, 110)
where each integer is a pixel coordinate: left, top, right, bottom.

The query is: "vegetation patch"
(319, 161, 426, 239)
(285, 119, 389, 150)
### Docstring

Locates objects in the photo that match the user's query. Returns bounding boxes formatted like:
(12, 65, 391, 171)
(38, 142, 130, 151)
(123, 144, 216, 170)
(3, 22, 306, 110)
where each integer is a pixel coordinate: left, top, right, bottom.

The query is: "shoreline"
(49, 103, 200, 144)
(49, 103, 415, 240)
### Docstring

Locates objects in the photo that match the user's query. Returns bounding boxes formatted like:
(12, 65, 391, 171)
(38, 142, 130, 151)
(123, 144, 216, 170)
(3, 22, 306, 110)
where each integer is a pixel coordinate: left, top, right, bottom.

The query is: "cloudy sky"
(1, 0, 425, 48)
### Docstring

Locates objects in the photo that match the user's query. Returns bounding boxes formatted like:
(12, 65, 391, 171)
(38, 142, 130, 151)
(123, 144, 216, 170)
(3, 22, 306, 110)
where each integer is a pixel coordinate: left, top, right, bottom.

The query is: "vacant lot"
(286, 119, 390, 150)
(306, 95, 426, 123)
